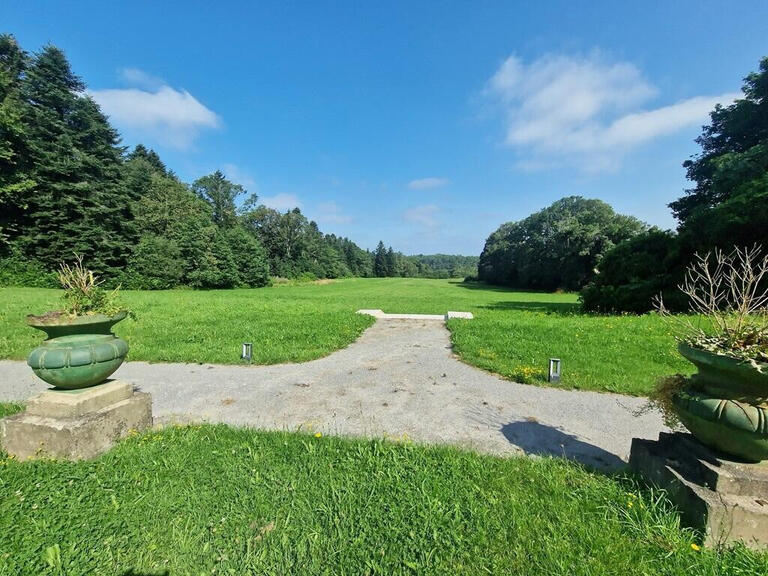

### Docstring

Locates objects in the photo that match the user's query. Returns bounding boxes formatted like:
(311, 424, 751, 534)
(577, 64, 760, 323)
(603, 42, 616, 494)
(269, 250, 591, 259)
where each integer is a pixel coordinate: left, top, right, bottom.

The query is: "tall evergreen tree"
(128, 144, 168, 176)
(16, 45, 130, 277)
(0, 34, 34, 249)
(373, 241, 387, 277)
(385, 247, 397, 277)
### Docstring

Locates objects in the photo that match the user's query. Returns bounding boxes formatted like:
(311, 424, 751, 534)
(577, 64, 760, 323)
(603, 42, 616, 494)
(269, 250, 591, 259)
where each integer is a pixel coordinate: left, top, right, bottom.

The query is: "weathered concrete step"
(630, 433, 768, 549)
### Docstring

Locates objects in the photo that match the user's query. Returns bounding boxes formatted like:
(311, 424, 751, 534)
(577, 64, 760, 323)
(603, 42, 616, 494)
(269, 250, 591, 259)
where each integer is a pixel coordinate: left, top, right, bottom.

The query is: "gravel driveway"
(0, 318, 665, 471)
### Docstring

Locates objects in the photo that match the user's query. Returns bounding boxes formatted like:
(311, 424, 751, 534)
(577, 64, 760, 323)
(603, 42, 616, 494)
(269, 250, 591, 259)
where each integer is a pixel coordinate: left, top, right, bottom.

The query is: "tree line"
(479, 56, 768, 312)
(0, 35, 473, 289)
(372, 243, 478, 279)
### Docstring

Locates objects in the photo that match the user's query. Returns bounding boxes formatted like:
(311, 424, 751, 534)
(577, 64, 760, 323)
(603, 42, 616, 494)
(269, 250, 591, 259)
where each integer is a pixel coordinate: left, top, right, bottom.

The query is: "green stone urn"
(673, 342, 768, 462)
(26, 311, 129, 390)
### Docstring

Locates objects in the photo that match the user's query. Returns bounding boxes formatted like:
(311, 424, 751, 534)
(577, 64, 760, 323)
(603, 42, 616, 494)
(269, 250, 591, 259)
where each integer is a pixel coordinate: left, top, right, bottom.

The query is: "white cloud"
(403, 204, 440, 228)
(261, 193, 302, 211)
(91, 71, 220, 149)
(408, 177, 449, 190)
(485, 53, 738, 171)
(221, 163, 257, 193)
(314, 201, 352, 224)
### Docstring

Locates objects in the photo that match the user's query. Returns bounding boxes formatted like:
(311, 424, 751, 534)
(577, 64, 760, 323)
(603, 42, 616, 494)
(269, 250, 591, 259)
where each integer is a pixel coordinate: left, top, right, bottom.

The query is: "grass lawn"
(0, 402, 23, 419)
(0, 278, 692, 396)
(1, 424, 766, 575)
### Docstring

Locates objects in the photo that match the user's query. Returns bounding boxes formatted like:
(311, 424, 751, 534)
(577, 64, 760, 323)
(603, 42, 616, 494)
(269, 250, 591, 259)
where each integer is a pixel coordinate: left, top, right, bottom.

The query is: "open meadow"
(1, 278, 692, 396)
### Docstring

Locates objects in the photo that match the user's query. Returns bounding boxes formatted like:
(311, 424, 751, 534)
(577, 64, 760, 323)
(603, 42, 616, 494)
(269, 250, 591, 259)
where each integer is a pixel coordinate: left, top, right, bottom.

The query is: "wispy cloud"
(222, 163, 257, 193)
(314, 201, 352, 224)
(261, 193, 302, 211)
(408, 177, 449, 190)
(403, 204, 440, 228)
(484, 52, 738, 171)
(119, 67, 164, 90)
(90, 69, 220, 149)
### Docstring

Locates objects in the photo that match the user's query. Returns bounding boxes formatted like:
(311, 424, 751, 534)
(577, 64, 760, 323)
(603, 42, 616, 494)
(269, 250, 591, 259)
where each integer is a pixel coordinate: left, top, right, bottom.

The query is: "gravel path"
(0, 318, 665, 471)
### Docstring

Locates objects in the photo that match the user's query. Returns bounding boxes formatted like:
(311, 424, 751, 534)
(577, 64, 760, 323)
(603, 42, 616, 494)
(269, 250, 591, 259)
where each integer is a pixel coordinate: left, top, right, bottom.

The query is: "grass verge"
(0, 279, 692, 395)
(1, 425, 765, 575)
(0, 402, 23, 419)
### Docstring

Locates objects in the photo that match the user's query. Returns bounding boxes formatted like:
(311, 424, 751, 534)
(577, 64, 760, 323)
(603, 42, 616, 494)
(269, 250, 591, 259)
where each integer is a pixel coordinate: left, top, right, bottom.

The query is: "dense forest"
(0, 35, 472, 289)
(480, 56, 768, 311)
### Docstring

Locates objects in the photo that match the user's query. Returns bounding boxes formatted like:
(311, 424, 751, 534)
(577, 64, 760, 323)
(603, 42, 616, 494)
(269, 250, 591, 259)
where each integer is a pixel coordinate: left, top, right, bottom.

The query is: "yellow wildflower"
(314, 432, 322, 438)
(691, 543, 701, 551)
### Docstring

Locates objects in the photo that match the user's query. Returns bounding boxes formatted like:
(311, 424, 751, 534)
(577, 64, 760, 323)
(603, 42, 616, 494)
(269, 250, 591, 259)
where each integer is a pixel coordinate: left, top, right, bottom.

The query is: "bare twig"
(656, 245, 768, 362)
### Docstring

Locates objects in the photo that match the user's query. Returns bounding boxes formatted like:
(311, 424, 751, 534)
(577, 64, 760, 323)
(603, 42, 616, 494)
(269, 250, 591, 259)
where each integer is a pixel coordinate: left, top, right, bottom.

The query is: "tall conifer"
(18, 45, 131, 277)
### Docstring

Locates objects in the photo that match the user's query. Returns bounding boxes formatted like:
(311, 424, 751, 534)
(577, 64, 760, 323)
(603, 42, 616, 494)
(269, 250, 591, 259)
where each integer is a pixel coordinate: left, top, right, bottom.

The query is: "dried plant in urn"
(654, 245, 768, 461)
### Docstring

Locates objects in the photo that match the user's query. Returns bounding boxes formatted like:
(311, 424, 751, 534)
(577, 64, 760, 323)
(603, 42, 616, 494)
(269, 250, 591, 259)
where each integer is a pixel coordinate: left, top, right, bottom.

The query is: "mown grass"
(0, 279, 692, 395)
(0, 403, 23, 419)
(1, 425, 765, 575)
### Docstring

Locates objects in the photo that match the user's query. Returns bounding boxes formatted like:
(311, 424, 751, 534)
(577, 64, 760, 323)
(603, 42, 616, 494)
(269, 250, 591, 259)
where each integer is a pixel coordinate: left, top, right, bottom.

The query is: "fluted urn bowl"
(673, 342, 768, 462)
(26, 311, 129, 390)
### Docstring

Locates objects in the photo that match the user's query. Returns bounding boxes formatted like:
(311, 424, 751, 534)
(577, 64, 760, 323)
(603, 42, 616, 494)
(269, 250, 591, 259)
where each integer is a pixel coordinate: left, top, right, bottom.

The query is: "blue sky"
(4, 1, 767, 255)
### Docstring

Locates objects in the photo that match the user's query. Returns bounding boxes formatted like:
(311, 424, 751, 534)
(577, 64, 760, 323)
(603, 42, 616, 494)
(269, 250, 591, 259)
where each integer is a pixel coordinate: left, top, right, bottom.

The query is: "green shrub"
(121, 235, 184, 290)
(222, 227, 270, 287)
(0, 251, 57, 287)
(580, 229, 686, 313)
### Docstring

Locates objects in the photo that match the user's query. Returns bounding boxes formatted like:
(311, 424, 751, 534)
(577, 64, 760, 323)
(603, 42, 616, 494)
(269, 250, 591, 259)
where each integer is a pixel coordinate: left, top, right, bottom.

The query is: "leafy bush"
(222, 227, 270, 287)
(121, 235, 184, 290)
(580, 229, 686, 313)
(0, 251, 57, 287)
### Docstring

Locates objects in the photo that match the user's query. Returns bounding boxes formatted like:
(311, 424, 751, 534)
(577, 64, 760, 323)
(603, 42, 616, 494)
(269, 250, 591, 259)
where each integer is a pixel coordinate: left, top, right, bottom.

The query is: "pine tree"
(128, 144, 168, 176)
(0, 34, 34, 250)
(385, 247, 398, 277)
(373, 241, 387, 277)
(16, 45, 131, 277)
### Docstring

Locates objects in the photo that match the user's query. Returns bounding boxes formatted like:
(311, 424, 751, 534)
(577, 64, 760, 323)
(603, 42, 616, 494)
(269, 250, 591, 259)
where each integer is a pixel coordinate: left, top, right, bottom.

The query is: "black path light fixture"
(241, 342, 253, 362)
(548, 358, 561, 383)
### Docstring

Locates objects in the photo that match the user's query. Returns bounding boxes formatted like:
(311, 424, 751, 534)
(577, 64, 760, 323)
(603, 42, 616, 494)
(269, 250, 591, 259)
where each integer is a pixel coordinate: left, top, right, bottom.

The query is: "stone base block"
(1, 380, 152, 460)
(445, 311, 474, 320)
(630, 432, 768, 549)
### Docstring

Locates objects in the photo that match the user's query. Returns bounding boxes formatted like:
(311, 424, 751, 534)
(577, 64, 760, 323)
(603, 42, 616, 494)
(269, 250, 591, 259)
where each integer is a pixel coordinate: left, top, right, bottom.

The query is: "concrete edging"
(356, 309, 473, 321)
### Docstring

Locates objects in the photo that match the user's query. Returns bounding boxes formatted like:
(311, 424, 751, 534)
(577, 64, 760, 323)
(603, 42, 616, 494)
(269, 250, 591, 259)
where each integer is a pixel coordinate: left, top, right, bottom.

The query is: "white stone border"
(356, 309, 473, 321)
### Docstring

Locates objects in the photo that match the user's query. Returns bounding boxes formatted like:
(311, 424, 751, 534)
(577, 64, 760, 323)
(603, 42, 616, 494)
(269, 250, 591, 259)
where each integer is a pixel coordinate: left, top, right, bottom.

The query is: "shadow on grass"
(481, 300, 581, 315)
(501, 420, 625, 472)
(453, 280, 525, 293)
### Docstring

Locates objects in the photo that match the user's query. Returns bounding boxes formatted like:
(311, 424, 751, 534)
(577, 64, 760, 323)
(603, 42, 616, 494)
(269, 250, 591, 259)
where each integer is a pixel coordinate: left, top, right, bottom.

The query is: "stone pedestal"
(0, 380, 152, 460)
(630, 432, 768, 548)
